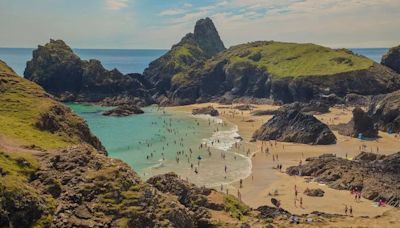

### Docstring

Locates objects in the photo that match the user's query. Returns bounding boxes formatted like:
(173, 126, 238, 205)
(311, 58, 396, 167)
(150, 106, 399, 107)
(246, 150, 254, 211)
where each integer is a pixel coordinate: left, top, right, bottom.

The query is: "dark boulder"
(304, 188, 325, 197)
(252, 111, 336, 145)
(334, 107, 378, 138)
(368, 91, 400, 133)
(381, 44, 400, 73)
(279, 101, 330, 115)
(192, 106, 219, 116)
(102, 104, 144, 117)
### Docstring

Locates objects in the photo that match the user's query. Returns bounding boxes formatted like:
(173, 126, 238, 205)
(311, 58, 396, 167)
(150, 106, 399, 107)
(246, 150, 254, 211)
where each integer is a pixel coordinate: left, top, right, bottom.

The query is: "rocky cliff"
(24, 39, 154, 105)
(167, 41, 400, 105)
(381, 44, 400, 73)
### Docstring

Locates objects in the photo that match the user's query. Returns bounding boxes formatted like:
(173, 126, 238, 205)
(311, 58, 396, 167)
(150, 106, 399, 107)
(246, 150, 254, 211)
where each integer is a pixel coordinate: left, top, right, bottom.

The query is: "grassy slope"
(0, 61, 81, 149)
(211, 41, 373, 78)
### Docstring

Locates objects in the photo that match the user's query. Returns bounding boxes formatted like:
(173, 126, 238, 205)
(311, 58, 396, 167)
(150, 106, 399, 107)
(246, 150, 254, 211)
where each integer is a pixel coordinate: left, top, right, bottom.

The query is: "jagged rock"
(381, 44, 400, 73)
(304, 188, 325, 197)
(24, 39, 153, 105)
(252, 111, 336, 145)
(368, 91, 400, 133)
(344, 93, 371, 106)
(333, 107, 378, 138)
(102, 104, 144, 117)
(147, 173, 219, 226)
(193, 17, 226, 58)
(192, 106, 219, 116)
(287, 152, 400, 206)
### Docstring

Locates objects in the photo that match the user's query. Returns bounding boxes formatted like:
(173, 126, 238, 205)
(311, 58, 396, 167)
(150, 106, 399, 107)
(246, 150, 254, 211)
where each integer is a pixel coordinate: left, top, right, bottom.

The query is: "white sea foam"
(191, 114, 223, 124)
(203, 125, 241, 151)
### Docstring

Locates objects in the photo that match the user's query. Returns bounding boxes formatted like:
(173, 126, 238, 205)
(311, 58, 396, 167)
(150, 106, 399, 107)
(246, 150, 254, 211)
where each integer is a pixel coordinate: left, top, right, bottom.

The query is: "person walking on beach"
(344, 205, 348, 215)
(299, 197, 303, 208)
(239, 179, 243, 188)
(349, 206, 353, 216)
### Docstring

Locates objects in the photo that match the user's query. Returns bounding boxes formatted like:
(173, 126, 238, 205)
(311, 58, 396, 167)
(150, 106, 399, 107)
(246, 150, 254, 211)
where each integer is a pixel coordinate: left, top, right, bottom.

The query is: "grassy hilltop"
(209, 41, 374, 78)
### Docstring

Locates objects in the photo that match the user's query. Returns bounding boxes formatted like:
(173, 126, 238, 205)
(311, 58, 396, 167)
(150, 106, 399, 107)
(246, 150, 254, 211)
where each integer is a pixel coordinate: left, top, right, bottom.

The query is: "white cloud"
(160, 8, 186, 16)
(105, 0, 129, 10)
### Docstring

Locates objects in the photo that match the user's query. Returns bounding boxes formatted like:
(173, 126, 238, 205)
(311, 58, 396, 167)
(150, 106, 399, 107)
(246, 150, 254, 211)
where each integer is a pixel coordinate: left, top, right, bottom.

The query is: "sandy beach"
(169, 103, 400, 218)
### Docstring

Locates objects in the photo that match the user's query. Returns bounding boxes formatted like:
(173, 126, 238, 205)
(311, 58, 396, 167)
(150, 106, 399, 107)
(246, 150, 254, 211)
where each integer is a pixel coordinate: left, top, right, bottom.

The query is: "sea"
(0, 47, 389, 187)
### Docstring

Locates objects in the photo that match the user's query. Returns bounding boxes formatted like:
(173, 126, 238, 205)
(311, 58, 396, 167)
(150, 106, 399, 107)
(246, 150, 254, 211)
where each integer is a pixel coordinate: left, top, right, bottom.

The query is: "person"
(349, 206, 353, 216)
(344, 205, 348, 215)
(299, 197, 303, 208)
(240, 179, 243, 188)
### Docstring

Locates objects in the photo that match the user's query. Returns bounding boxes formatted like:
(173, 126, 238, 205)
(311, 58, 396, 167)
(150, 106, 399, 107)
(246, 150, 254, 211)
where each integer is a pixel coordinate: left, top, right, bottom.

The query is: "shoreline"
(169, 103, 398, 218)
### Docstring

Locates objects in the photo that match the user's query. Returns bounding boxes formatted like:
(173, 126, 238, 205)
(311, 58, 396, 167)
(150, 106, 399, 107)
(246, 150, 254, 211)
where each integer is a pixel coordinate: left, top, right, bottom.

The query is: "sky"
(0, 0, 399, 49)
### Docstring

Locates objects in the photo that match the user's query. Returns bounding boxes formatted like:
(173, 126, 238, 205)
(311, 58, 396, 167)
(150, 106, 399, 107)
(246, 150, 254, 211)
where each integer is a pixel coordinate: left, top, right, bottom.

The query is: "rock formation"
(154, 39, 400, 105)
(24, 39, 154, 105)
(287, 152, 400, 207)
(333, 107, 378, 138)
(368, 90, 400, 133)
(143, 17, 226, 105)
(102, 104, 144, 117)
(192, 106, 219, 116)
(381, 44, 400, 73)
(252, 110, 336, 145)
(279, 101, 330, 115)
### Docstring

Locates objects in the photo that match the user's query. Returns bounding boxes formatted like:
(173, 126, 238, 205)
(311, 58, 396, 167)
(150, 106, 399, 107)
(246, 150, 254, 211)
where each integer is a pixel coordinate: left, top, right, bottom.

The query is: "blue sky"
(0, 0, 399, 49)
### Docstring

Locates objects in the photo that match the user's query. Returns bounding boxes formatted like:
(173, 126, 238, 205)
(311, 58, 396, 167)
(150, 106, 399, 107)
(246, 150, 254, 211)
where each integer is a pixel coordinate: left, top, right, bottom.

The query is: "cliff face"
(167, 41, 400, 105)
(24, 39, 154, 105)
(381, 44, 400, 73)
(0, 60, 105, 152)
(368, 90, 400, 133)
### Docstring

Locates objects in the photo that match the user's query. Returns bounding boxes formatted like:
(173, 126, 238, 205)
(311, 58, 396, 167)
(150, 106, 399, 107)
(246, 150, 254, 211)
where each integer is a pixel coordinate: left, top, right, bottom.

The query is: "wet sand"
(169, 103, 400, 218)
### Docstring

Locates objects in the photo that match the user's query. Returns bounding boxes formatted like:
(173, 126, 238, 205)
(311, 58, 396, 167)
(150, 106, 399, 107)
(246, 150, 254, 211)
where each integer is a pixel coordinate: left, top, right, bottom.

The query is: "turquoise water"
(68, 103, 251, 187)
(0, 48, 167, 76)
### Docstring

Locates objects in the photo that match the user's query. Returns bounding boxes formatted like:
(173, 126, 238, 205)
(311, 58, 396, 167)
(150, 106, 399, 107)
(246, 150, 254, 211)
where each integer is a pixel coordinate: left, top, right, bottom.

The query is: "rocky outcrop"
(24, 39, 154, 105)
(143, 18, 225, 105)
(252, 111, 336, 145)
(304, 188, 325, 197)
(102, 104, 144, 117)
(1, 60, 106, 153)
(30, 145, 199, 228)
(368, 90, 400, 133)
(287, 152, 400, 207)
(381, 45, 400, 73)
(333, 107, 378, 138)
(192, 106, 219, 116)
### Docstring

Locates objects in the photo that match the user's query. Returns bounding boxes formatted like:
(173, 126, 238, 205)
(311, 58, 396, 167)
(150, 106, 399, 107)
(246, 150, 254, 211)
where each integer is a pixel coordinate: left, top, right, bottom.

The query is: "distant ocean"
(0, 47, 389, 76)
(0, 48, 167, 76)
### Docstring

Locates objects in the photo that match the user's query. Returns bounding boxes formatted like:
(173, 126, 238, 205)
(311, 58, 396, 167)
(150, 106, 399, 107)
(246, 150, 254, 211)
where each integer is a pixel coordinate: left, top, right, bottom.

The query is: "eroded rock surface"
(252, 111, 336, 145)
(381, 44, 400, 73)
(102, 104, 144, 117)
(192, 106, 219, 116)
(287, 152, 400, 207)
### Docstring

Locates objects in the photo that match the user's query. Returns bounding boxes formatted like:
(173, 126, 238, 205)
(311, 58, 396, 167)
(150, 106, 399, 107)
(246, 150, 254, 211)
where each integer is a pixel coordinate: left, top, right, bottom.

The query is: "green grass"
(223, 195, 251, 220)
(211, 41, 373, 78)
(0, 61, 81, 149)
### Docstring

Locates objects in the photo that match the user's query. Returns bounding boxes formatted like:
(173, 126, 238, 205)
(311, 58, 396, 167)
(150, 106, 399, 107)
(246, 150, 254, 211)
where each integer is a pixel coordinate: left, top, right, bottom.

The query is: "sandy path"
(169, 103, 400, 217)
